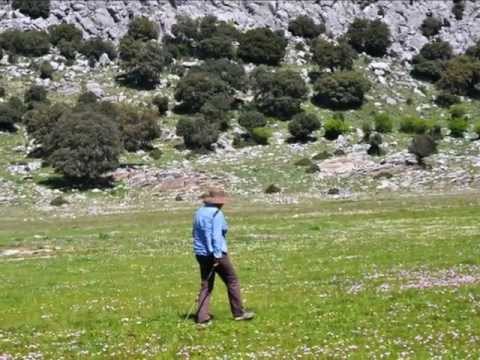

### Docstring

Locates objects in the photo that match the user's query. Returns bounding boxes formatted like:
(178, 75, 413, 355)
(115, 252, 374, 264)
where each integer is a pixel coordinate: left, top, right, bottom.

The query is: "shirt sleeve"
(212, 211, 225, 259)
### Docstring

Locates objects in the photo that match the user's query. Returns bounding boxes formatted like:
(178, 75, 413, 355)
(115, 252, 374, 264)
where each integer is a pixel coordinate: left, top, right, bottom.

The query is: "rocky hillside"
(0, 0, 479, 59)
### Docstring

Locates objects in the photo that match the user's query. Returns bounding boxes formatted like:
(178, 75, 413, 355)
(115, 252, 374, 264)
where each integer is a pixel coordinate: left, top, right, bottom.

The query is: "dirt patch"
(0, 247, 55, 260)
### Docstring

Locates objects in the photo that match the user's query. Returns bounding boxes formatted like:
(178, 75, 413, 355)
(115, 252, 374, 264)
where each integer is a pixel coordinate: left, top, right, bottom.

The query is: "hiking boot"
(234, 311, 255, 321)
(196, 319, 212, 328)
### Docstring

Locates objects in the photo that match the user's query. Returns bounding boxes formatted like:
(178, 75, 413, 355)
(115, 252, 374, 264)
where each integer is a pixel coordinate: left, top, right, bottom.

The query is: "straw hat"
(200, 188, 230, 205)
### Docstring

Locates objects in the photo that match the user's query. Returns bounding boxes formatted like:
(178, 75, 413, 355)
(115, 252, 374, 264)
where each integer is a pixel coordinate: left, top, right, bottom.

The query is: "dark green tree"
(238, 28, 287, 65)
(288, 113, 321, 141)
(288, 15, 325, 39)
(344, 18, 391, 57)
(12, 0, 50, 19)
(127, 16, 159, 41)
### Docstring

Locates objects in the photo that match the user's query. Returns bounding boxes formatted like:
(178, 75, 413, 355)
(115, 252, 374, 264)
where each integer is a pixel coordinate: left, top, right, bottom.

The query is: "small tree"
(418, 40, 453, 61)
(118, 107, 161, 151)
(174, 71, 231, 113)
(46, 111, 122, 181)
(373, 113, 393, 133)
(288, 15, 325, 39)
(191, 59, 247, 91)
(311, 38, 356, 71)
(127, 16, 159, 41)
(421, 16, 443, 38)
(0, 102, 21, 131)
(24, 102, 69, 147)
(437, 55, 480, 96)
(12, 0, 50, 19)
(344, 18, 392, 57)
(238, 110, 267, 130)
(238, 28, 287, 66)
(198, 36, 234, 59)
(408, 134, 437, 167)
(152, 95, 169, 115)
(314, 71, 371, 110)
(288, 113, 321, 141)
(39, 61, 54, 79)
(0, 30, 50, 57)
(176, 116, 220, 151)
(79, 37, 117, 62)
(48, 23, 83, 46)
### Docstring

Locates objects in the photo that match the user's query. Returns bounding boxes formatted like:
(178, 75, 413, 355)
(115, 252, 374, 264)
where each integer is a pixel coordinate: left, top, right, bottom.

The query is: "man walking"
(192, 188, 255, 325)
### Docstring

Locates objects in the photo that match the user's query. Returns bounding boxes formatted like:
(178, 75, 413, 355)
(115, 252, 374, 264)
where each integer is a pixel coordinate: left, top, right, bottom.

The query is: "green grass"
(1, 194, 480, 358)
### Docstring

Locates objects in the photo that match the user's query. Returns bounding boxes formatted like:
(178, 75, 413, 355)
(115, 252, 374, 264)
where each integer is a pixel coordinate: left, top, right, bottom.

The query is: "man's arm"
(211, 211, 225, 259)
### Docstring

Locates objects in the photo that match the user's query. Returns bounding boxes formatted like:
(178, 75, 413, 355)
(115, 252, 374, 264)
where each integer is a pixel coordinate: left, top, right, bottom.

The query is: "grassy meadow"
(1, 193, 480, 359)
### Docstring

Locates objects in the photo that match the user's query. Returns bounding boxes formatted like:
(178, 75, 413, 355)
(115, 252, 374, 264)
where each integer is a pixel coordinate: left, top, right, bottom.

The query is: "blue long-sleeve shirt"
(193, 205, 228, 259)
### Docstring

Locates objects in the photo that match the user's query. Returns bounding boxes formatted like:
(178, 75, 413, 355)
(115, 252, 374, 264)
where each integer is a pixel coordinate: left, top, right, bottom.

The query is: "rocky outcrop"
(0, 1, 479, 59)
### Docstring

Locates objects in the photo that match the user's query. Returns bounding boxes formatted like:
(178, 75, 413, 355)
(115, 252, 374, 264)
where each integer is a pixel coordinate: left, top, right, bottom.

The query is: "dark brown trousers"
(195, 254, 244, 322)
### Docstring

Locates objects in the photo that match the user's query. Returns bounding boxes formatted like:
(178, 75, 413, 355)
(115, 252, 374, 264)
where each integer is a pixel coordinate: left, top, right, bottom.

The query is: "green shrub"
(408, 134, 437, 167)
(198, 36, 234, 59)
(118, 107, 161, 151)
(367, 133, 384, 156)
(288, 113, 321, 141)
(434, 92, 460, 108)
(0, 30, 50, 57)
(252, 67, 307, 120)
(373, 113, 393, 133)
(79, 37, 117, 62)
(312, 151, 331, 160)
(199, 94, 232, 131)
(58, 40, 77, 60)
(311, 38, 356, 71)
(361, 120, 373, 142)
(419, 40, 453, 61)
(295, 157, 315, 167)
(411, 57, 445, 81)
(118, 39, 172, 89)
(149, 148, 163, 160)
(0, 102, 22, 131)
(323, 117, 348, 140)
(12, 0, 50, 19)
(265, 184, 281, 194)
(48, 23, 83, 46)
(314, 71, 371, 110)
(24, 103, 69, 147)
(344, 18, 392, 57)
(288, 15, 325, 39)
(448, 117, 468, 138)
(399, 116, 432, 134)
(437, 55, 480, 96)
(0, 86, 5, 98)
(152, 95, 169, 115)
(39, 61, 54, 79)
(45, 110, 122, 181)
(78, 91, 98, 105)
(238, 110, 267, 130)
(191, 59, 247, 91)
(238, 28, 287, 65)
(449, 104, 467, 119)
(421, 16, 443, 37)
(175, 71, 231, 113)
(465, 40, 480, 59)
(127, 16, 159, 41)
(250, 127, 273, 145)
(50, 196, 69, 207)
(24, 85, 48, 109)
(176, 116, 220, 151)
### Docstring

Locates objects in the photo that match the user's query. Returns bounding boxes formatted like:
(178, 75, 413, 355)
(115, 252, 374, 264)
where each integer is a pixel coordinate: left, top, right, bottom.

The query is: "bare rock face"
(0, 0, 478, 59)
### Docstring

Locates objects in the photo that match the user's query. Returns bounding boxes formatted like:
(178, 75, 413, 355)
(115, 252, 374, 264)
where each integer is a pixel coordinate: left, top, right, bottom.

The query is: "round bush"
(448, 117, 468, 138)
(256, 96, 302, 121)
(0, 103, 21, 131)
(118, 107, 161, 152)
(288, 113, 321, 141)
(24, 102, 69, 147)
(0, 30, 50, 57)
(238, 110, 267, 130)
(313, 71, 371, 110)
(176, 116, 220, 151)
(46, 111, 122, 180)
(58, 40, 77, 60)
(127, 16, 159, 41)
(373, 113, 393, 133)
(449, 104, 468, 119)
(434, 92, 460, 108)
(79, 37, 117, 62)
(250, 127, 272, 145)
(152, 95, 169, 115)
(238, 28, 287, 66)
(0, 86, 5, 98)
(174, 71, 231, 113)
(288, 15, 325, 39)
(24, 85, 48, 109)
(323, 117, 348, 140)
(198, 36, 234, 59)
(411, 57, 444, 81)
(39, 61, 54, 79)
(344, 18, 392, 57)
(199, 94, 232, 131)
(311, 38, 356, 71)
(191, 59, 247, 91)
(48, 23, 83, 46)
(12, 0, 50, 19)
(437, 55, 480, 96)
(419, 40, 453, 61)
(453, 0, 466, 20)
(421, 16, 443, 37)
(78, 91, 99, 105)
(399, 116, 432, 134)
